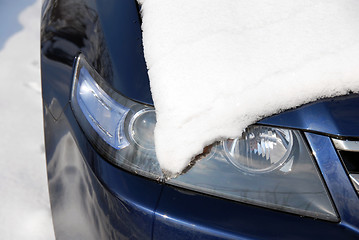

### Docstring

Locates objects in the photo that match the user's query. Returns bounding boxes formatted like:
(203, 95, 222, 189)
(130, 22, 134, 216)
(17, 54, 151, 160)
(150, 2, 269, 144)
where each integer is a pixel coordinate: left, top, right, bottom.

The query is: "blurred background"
(0, 0, 55, 239)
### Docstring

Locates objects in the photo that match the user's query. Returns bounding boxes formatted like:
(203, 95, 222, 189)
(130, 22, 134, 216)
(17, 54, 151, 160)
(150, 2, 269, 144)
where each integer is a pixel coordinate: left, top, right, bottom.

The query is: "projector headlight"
(223, 126, 293, 173)
(71, 54, 337, 221)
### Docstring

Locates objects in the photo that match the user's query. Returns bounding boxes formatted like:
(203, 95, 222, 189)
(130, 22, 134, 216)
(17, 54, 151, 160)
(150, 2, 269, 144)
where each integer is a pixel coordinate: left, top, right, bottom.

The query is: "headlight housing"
(71, 54, 163, 180)
(71, 54, 338, 221)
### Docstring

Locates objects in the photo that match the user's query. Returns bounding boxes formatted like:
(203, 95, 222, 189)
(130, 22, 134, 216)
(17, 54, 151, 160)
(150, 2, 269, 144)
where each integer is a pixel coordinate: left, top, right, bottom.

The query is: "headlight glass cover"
(71, 54, 338, 221)
(71, 54, 162, 180)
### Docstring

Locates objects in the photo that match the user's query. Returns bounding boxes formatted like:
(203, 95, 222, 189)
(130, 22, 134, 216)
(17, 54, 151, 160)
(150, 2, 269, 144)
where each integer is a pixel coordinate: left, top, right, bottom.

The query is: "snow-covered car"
(41, 0, 359, 239)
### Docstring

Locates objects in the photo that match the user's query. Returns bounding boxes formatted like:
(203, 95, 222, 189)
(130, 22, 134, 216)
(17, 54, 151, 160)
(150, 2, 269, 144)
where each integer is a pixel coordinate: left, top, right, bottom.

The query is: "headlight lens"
(75, 64, 130, 149)
(71, 54, 338, 221)
(129, 108, 156, 150)
(169, 130, 338, 221)
(71, 54, 162, 179)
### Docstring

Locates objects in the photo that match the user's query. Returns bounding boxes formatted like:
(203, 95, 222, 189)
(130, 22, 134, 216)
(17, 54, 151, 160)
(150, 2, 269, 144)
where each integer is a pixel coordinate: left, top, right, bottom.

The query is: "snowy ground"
(0, 0, 55, 239)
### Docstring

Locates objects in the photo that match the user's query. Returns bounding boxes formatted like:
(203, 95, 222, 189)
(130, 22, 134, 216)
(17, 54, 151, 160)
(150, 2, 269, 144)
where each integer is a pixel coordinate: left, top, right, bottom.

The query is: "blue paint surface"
(41, 0, 359, 238)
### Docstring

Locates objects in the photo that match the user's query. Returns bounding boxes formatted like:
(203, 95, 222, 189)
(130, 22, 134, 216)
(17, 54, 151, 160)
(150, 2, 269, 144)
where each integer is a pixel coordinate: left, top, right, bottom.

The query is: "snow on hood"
(138, 0, 359, 174)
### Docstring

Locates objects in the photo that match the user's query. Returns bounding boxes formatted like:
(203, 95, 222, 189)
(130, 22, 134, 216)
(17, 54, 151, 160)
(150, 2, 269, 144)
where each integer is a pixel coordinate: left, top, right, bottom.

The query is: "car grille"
(332, 138, 359, 193)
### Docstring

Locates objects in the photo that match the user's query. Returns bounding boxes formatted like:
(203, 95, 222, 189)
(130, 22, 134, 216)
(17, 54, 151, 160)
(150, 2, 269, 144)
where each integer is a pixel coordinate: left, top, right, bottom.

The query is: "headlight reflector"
(76, 66, 130, 149)
(223, 126, 293, 173)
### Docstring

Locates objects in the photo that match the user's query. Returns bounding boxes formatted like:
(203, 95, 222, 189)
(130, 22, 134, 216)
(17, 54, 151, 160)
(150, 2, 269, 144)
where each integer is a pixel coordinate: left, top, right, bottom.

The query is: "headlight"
(71, 54, 162, 180)
(71, 54, 338, 221)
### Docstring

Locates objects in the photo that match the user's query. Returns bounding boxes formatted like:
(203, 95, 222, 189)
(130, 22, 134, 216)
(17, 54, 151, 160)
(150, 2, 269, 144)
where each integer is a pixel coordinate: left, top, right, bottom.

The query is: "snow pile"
(0, 0, 55, 239)
(139, 0, 359, 174)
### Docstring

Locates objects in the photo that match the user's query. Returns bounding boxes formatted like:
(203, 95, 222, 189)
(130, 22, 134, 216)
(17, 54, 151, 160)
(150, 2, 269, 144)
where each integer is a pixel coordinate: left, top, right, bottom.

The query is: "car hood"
(85, 0, 359, 139)
(259, 94, 359, 138)
(127, 77, 359, 138)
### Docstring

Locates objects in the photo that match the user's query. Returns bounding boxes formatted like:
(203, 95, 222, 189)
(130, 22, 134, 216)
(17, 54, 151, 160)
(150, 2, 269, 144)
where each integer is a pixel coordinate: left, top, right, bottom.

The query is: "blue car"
(41, 0, 359, 239)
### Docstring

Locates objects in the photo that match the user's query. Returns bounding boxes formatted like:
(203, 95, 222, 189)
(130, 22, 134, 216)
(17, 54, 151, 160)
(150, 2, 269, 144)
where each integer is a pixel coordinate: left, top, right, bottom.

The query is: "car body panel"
(44, 104, 162, 239)
(41, 0, 359, 138)
(152, 133, 359, 239)
(153, 186, 357, 240)
(41, 0, 359, 239)
(41, 0, 150, 119)
(43, 100, 359, 239)
(260, 94, 359, 138)
(305, 132, 359, 230)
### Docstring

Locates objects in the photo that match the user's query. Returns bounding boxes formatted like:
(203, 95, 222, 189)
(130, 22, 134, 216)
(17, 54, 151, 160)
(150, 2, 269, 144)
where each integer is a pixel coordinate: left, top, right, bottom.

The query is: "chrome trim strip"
(332, 139, 359, 152)
(349, 174, 359, 192)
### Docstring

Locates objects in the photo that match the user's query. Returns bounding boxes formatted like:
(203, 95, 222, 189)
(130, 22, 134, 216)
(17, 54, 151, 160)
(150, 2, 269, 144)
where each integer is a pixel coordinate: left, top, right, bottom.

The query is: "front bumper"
(44, 100, 359, 240)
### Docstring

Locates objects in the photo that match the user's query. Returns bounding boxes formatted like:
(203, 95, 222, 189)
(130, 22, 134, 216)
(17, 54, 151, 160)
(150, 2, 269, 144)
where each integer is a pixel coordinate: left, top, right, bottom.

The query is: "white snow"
(139, 0, 359, 174)
(0, 0, 55, 239)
